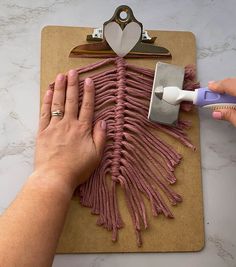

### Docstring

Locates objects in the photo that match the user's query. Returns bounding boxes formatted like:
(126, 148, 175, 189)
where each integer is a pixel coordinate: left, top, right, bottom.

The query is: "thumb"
(93, 120, 107, 158)
(212, 109, 236, 126)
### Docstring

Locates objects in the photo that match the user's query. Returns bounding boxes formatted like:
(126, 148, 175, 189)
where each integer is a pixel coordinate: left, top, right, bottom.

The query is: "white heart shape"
(104, 22, 141, 57)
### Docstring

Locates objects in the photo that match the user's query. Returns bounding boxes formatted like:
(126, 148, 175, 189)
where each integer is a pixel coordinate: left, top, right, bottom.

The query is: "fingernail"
(46, 89, 53, 96)
(100, 120, 106, 130)
(85, 78, 93, 86)
(57, 74, 64, 81)
(68, 69, 77, 77)
(212, 111, 222, 120)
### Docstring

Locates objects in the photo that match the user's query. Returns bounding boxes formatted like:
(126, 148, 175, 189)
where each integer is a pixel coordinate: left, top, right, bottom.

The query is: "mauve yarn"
(50, 57, 199, 246)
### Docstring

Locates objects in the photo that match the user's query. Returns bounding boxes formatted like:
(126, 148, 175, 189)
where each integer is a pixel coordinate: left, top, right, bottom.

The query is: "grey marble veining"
(0, 0, 236, 266)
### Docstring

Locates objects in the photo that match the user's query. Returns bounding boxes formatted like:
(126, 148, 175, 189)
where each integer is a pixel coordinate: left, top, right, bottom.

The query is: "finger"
(39, 89, 53, 131)
(208, 78, 236, 96)
(78, 78, 95, 127)
(93, 120, 107, 158)
(51, 73, 66, 124)
(65, 69, 79, 119)
(212, 109, 236, 126)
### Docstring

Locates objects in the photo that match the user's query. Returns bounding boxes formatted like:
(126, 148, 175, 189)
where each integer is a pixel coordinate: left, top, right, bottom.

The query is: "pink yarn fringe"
(50, 57, 199, 246)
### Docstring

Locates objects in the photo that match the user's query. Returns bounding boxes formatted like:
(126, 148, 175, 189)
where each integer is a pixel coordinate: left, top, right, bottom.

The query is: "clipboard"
(40, 6, 204, 253)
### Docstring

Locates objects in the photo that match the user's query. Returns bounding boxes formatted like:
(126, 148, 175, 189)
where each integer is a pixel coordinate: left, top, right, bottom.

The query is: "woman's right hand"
(208, 78, 236, 126)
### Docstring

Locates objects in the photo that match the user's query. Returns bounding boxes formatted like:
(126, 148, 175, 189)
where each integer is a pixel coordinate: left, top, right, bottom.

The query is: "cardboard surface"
(40, 26, 204, 253)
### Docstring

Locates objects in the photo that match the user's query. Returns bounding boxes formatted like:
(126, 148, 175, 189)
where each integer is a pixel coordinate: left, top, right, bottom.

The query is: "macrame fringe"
(50, 57, 199, 246)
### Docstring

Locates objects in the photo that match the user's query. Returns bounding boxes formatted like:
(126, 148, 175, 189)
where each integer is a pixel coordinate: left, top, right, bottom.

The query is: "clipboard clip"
(69, 5, 172, 58)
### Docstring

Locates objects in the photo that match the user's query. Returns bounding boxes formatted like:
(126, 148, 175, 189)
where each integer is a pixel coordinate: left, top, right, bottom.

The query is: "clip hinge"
(87, 27, 156, 44)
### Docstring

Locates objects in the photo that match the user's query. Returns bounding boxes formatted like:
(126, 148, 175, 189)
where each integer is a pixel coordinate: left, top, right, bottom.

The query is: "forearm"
(0, 171, 73, 267)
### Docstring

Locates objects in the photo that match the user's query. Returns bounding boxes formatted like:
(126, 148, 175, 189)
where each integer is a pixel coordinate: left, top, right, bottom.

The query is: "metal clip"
(69, 5, 171, 58)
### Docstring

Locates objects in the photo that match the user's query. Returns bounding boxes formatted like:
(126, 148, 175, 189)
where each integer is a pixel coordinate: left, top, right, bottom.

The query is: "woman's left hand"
(34, 70, 106, 192)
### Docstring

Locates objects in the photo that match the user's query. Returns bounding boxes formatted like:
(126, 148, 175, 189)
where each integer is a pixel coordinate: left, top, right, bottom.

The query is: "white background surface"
(0, 0, 236, 266)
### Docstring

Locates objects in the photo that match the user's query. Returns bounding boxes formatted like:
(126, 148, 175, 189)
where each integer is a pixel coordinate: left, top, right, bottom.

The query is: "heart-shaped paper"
(104, 21, 141, 57)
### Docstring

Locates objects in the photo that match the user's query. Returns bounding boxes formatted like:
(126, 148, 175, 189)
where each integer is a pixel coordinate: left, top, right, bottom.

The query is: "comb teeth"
(203, 103, 236, 110)
(212, 105, 236, 110)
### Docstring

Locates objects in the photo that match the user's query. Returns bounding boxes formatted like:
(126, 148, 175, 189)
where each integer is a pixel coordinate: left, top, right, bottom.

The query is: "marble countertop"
(0, 0, 236, 266)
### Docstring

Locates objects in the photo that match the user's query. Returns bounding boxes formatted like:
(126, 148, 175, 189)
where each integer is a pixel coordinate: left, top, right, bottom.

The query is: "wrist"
(28, 169, 75, 199)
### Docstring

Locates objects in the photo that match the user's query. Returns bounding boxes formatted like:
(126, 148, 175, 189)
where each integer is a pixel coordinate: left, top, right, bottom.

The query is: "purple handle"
(195, 87, 236, 107)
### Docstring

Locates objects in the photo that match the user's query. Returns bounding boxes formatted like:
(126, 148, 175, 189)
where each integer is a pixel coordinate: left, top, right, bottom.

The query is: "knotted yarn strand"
(50, 57, 199, 246)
